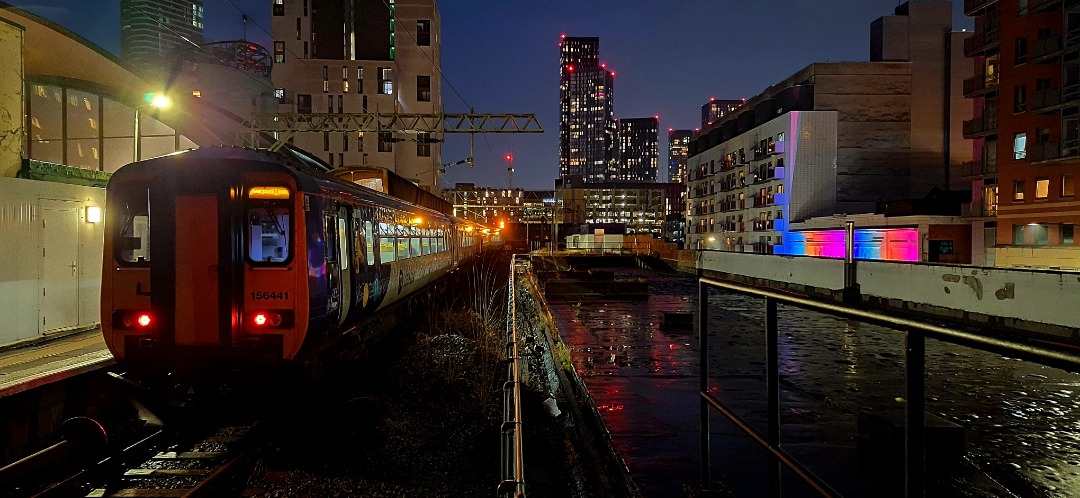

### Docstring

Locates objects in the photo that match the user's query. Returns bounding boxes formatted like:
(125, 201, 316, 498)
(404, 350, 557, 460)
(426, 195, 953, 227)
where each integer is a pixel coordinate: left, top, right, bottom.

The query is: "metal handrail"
(697, 276, 1080, 498)
(498, 255, 528, 497)
(563, 241, 653, 256)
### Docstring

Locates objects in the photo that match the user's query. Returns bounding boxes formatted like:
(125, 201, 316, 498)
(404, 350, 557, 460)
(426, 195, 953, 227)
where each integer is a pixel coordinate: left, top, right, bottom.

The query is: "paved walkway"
(0, 328, 113, 397)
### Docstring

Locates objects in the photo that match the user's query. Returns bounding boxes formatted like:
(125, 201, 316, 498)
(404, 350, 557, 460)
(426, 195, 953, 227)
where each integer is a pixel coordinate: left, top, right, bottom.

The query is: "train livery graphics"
(100, 146, 498, 377)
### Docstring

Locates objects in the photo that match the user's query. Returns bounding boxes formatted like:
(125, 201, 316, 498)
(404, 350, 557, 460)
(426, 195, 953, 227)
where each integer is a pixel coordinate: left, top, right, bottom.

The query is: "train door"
(352, 207, 378, 311)
(336, 205, 352, 326)
(323, 207, 341, 324)
(148, 173, 239, 350)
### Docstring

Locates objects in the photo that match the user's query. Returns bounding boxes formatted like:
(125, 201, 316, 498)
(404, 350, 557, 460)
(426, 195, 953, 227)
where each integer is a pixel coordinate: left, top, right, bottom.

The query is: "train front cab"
(100, 158, 307, 378)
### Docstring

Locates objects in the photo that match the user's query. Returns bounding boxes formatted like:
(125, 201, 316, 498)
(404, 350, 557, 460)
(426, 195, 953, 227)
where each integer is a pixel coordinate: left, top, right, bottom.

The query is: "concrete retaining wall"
(692, 250, 1080, 343)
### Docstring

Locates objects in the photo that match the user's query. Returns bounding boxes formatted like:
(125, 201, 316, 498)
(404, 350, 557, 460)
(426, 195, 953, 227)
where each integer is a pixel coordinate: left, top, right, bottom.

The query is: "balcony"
(960, 158, 998, 178)
(964, 27, 1000, 57)
(963, 72, 1000, 98)
(770, 141, 785, 155)
(964, 0, 998, 16)
(962, 116, 998, 138)
(1031, 0, 1063, 13)
(1029, 140, 1080, 164)
(1032, 86, 1080, 114)
(1032, 33, 1064, 63)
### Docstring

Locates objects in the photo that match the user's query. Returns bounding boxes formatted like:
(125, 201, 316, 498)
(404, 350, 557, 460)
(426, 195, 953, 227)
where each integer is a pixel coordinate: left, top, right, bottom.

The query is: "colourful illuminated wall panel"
(780, 228, 919, 262)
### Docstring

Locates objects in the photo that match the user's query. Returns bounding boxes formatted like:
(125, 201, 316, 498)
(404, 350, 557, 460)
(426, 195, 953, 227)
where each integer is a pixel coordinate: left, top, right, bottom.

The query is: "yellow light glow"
(465, 226, 474, 232)
(150, 94, 172, 109)
(411, 217, 423, 226)
(248, 186, 291, 199)
(707, 237, 716, 242)
(86, 206, 102, 223)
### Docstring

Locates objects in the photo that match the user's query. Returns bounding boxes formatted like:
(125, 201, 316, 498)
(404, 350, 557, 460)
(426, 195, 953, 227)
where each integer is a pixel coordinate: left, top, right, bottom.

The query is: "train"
(100, 146, 500, 381)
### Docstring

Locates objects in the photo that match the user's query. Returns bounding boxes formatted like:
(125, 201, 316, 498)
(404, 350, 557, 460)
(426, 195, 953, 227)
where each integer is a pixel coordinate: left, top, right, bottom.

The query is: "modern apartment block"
(616, 117, 659, 181)
(270, 0, 442, 190)
(556, 177, 669, 237)
(120, 0, 204, 74)
(963, 0, 1080, 269)
(559, 36, 616, 183)
(701, 98, 744, 129)
(668, 129, 693, 183)
(687, 1, 970, 257)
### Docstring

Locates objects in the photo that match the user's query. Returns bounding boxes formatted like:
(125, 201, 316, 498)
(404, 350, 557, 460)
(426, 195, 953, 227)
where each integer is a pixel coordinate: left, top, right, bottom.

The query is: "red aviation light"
(567, 64, 574, 72)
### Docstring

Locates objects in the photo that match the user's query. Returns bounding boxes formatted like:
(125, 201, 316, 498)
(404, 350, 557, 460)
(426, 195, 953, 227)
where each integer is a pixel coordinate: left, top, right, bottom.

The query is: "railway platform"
(0, 328, 113, 398)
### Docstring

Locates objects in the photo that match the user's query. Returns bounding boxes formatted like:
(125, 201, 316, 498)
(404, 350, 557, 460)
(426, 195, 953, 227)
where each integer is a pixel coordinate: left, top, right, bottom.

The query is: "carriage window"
(322, 215, 336, 262)
(246, 187, 292, 264)
(338, 218, 349, 270)
(421, 235, 431, 255)
(379, 222, 395, 263)
(247, 204, 290, 263)
(397, 223, 410, 259)
(365, 220, 375, 262)
(114, 185, 151, 265)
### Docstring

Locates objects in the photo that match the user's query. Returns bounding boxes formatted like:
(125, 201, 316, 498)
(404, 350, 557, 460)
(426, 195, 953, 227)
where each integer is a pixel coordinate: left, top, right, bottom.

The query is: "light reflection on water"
(548, 268, 1080, 498)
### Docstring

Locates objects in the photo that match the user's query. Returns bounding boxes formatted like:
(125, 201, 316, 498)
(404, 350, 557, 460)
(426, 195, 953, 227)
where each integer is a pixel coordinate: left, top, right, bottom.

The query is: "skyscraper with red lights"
(559, 36, 616, 183)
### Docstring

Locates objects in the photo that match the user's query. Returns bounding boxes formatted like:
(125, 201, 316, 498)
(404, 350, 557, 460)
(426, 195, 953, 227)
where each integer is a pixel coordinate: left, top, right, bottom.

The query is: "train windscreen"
(112, 184, 151, 266)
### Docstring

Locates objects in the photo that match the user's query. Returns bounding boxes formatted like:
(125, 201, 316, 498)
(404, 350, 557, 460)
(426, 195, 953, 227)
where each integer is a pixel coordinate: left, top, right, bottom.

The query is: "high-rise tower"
(668, 129, 693, 183)
(559, 36, 616, 183)
(616, 117, 658, 181)
(120, 0, 204, 73)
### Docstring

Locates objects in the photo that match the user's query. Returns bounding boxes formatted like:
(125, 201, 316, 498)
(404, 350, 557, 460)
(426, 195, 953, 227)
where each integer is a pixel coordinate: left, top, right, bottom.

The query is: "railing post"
(843, 220, 860, 304)
(766, 297, 781, 498)
(699, 280, 711, 488)
(905, 328, 925, 498)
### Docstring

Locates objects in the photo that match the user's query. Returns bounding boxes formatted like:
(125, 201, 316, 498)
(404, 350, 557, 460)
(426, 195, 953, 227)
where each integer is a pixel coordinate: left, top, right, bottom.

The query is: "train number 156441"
(251, 291, 289, 300)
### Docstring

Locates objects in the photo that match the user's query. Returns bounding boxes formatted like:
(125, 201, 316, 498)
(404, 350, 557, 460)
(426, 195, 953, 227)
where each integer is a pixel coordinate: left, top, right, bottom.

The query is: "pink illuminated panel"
(785, 228, 919, 262)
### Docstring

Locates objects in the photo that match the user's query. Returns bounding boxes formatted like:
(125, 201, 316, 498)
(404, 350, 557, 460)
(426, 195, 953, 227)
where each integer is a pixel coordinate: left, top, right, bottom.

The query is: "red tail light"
(249, 311, 288, 329)
(113, 310, 154, 330)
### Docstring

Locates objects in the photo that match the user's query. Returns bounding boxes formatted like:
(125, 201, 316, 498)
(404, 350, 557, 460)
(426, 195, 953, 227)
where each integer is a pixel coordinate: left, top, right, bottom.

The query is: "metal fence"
(498, 255, 529, 497)
(697, 276, 1080, 498)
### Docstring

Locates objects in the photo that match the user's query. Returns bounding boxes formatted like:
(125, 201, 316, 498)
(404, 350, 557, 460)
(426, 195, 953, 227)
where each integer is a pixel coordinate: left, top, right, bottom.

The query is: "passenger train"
(100, 146, 499, 380)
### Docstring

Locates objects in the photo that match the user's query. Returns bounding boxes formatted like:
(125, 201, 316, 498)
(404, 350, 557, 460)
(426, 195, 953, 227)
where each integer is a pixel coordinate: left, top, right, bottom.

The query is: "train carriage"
(101, 146, 489, 379)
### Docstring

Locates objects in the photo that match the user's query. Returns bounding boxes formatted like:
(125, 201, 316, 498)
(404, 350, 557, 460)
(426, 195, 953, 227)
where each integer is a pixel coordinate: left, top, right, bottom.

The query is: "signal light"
(136, 314, 152, 327)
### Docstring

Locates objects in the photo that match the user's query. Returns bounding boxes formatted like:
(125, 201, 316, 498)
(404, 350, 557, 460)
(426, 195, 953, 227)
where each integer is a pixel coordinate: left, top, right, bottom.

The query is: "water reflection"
(549, 267, 1080, 498)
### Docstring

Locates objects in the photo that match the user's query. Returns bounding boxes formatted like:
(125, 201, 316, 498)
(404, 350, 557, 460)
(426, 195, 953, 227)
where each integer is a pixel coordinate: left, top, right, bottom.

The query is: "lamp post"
(134, 93, 171, 162)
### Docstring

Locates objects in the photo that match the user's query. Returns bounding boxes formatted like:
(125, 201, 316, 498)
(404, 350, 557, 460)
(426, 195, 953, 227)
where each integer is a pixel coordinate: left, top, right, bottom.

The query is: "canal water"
(547, 267, 1080, 498)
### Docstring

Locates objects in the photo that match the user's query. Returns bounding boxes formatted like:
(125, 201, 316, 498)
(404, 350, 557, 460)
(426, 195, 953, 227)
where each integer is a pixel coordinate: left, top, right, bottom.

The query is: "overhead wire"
(376, 0, 507, 188)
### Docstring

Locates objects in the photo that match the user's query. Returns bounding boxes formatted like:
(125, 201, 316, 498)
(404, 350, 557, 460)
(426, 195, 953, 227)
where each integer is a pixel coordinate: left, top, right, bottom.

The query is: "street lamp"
(134, 93, 171, 162)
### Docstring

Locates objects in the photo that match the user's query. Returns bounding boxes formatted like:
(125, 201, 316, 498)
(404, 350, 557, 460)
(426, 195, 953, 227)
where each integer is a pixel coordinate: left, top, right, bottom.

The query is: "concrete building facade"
(270, 0, 443, 189)
(687, 1, 971, 258)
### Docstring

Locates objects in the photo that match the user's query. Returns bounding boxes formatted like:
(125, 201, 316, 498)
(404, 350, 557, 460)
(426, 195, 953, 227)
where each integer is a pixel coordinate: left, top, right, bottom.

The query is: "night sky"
(9, 0, 972, 190)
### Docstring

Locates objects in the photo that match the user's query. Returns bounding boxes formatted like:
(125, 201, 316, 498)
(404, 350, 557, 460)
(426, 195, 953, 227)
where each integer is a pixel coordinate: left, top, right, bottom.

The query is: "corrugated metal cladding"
(0, 177, 105, 348)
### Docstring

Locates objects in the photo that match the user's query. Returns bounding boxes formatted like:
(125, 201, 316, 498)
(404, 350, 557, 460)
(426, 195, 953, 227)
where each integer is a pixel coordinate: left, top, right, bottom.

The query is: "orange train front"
(100, 146, 492, 380)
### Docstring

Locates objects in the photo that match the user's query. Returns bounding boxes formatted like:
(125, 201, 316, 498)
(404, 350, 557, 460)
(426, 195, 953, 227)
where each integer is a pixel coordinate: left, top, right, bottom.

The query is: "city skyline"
(7, 0, 972, 190)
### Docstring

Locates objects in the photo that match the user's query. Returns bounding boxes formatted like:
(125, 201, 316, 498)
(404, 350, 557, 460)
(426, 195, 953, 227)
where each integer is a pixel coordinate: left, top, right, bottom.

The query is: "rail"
(697, 276, 1080, 498)
(498, 254, 529, 497)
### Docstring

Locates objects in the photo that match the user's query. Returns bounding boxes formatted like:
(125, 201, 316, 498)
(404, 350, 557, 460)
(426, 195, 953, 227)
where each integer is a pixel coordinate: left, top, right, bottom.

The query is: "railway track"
(4, 395, 266, 498)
